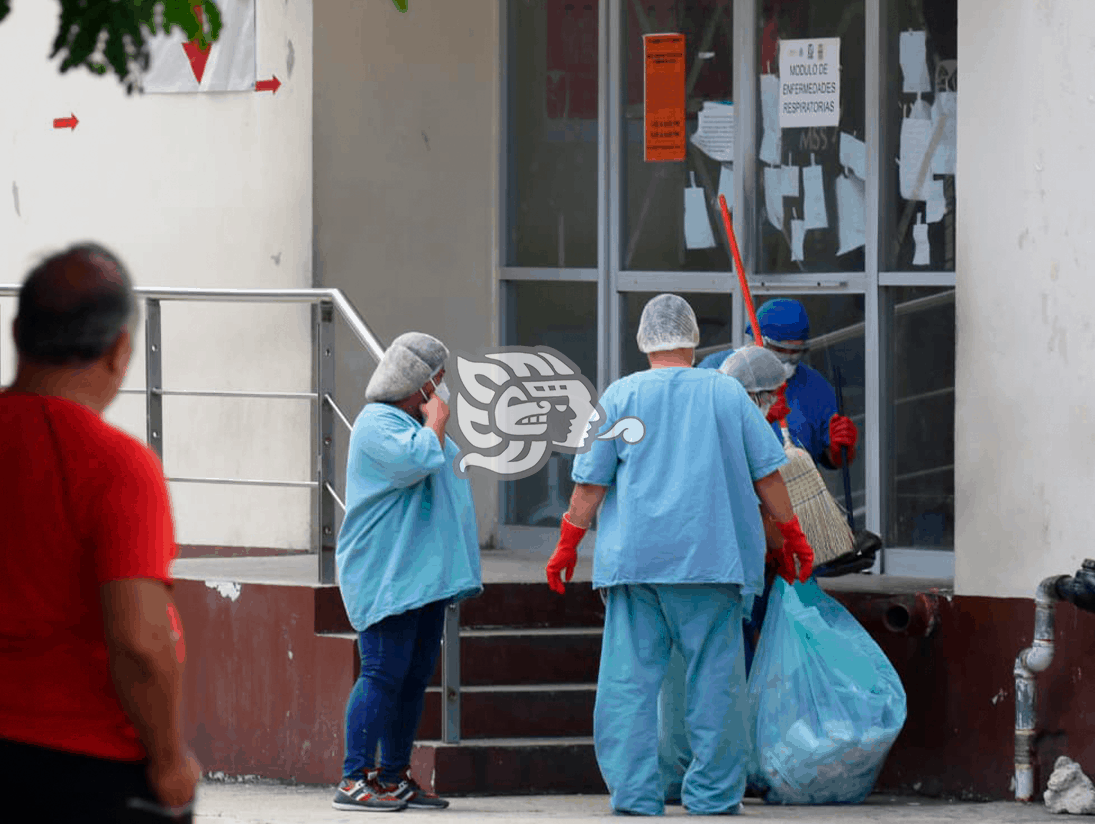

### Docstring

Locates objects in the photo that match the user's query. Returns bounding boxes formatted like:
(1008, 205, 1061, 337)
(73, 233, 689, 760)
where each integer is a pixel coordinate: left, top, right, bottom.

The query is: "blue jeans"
(342, 599, 448, 783)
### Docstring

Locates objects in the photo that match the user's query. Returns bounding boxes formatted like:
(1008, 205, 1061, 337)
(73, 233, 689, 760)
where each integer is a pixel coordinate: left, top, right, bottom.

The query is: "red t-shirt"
(0, 392, 176, 761)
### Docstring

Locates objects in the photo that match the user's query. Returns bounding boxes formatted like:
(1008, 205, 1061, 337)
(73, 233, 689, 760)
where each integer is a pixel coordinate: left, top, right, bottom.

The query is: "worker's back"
(572, 367, 787, 594)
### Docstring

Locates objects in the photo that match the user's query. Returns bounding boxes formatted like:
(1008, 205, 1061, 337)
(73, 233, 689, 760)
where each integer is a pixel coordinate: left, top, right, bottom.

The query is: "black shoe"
(383, 768, 450, 809)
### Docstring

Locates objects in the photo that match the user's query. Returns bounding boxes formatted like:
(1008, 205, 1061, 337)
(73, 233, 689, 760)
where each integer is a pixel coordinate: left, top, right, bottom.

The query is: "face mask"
(421, 373, 450, 403)
(773, 350, 805, 368)
(751, 391, 776, 417)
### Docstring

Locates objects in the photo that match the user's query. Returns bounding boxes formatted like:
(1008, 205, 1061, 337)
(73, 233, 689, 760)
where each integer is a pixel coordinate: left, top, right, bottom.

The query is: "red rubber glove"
(827, 413, 858, 467)
(766, 386, 791, 424)
(777, 515, 814, 583)
(546, 514, 586, 594)
(767, 540, 796, 585)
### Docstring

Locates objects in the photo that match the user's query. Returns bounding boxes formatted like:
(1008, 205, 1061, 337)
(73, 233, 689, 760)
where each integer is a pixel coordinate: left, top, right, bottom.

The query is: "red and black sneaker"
(331, 774, 408, 812)
(383, 767, 450, 809)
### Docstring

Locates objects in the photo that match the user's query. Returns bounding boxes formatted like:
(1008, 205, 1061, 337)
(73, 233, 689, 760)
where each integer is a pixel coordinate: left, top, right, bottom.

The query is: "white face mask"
(421, 373, 450, 403)
(751, 391, 776, 417)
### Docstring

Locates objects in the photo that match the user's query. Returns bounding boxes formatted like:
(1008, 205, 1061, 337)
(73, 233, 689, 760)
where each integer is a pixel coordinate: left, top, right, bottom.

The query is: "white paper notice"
(791, 218, 806, 261)
(839, 132, 866, 180)
(931, 91, 957, 175)
(909, 96, 931, 120)
(684, 174, 716, 249)
(690, 101, 735, 162)
(759, 74, 782, 166)
(802, 164, 828, 230)
(763, 165, 784, 230)
(899, 30, 932, 94)
(899, 118, 933, 201)
(779, 38, 841, 128)
(836, 174, 865, 255)
(783, 165, 800, 197)
(718, 163, 734, 210)
(912, 219, 930, 265)
(926, 179, 946, 223)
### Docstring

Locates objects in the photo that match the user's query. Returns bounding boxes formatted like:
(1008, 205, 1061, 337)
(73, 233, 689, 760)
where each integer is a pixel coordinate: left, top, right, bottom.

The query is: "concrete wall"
(955, 1, 1095, 597)
(313, 0, 501, 546)
(0, 0, 314, 550)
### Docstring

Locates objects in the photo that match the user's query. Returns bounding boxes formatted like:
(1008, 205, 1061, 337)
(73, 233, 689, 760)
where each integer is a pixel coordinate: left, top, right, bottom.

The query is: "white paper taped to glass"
(690, 101, 735, 163)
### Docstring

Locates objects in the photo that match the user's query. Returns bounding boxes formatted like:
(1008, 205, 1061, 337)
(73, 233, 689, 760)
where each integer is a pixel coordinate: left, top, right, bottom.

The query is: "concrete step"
(410, 737, 606, 796)
(417, 684, 596, 740)
(314, 582, 606, 635)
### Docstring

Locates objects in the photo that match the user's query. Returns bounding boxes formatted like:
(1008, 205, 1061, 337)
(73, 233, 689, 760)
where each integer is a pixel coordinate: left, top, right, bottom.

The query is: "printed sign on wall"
(643, 33, 686, 162)
(142, 0, 257, 94)
(778, 38, 840, 128)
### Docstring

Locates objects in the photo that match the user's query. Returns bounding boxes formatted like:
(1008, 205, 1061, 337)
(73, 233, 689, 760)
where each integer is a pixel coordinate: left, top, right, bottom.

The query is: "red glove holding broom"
(546, 514, 586, 594)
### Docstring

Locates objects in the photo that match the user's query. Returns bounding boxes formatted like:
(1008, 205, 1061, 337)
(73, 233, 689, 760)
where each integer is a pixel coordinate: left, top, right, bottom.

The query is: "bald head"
(15, 243, 137, 366)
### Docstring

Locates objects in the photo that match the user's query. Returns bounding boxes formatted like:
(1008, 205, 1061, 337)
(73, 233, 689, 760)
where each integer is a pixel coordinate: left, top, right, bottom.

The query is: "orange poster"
(643, 33, 686, 162)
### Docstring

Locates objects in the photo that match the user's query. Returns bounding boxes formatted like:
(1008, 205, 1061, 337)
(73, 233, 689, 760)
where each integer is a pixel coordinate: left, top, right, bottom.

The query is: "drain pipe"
(1014, 559, 1095, 802)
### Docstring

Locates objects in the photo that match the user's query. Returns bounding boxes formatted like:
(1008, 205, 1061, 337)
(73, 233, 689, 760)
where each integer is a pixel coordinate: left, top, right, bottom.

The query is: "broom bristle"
(779, 443, 853, 565)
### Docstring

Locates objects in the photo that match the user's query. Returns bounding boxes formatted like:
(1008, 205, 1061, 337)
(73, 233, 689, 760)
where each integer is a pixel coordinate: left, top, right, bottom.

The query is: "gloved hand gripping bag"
(745, 578, 907, 805)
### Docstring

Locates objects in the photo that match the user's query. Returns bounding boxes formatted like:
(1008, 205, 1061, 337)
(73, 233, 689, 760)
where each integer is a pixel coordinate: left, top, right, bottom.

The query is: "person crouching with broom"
(658, 345, 825, 806)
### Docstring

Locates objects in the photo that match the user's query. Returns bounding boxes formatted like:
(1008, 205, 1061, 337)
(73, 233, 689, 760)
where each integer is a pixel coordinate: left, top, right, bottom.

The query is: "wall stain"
(272, 252, 282, 265)
(286, 39, 295, 78)
(422, 131, 430, 150)
(11, 182, 19, 217)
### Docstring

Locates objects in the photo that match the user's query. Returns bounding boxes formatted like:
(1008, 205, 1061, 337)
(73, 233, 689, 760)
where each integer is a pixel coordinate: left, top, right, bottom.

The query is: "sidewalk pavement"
(192, 779, 1064, 824)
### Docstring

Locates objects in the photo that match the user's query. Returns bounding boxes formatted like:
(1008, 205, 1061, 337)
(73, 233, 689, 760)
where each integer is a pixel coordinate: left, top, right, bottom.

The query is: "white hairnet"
(365, 331, 449, 403)
(636, 294, 700, 354)
(718, 345, 793, 392)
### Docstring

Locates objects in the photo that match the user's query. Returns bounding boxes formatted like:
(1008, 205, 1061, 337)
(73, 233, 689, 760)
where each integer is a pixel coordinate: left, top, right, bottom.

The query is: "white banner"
(142, 0, 256, 94)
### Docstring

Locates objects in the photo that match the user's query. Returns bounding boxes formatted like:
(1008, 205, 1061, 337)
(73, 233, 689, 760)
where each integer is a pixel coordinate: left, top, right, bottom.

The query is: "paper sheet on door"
(802, 164, 828, 230)
(791, 219, 806, 262)
(759, 74, 782, 166)
(912, 218, 930, 265)
(899, 118, 933, 201)
(763, 165, 784, 230)
(690, 101, 735, 163)
(718, 163, 734, 210)
(684, 174, 716, 249)
(931, 91, 957, 175)
(926, 179, 946, 223)
(839, 133, 866, 180)
(836, 174, 865, 255)
(900, 31, 932, 93)
(783, 166, 800, 197)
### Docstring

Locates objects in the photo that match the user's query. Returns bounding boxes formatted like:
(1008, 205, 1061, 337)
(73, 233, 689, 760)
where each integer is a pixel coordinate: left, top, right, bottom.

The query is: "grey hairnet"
(636, 294, 700, 354)
(364, 332, 449, 402)
(718, 345, 793, 392)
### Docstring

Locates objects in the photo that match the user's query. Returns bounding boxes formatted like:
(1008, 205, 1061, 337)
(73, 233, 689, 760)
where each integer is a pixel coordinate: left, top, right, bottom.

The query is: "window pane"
(886, 287, 955, 547)
(503, 282, 599, 526)
(507, 1, 599, 268)
(621, 291, 734, 376)
(884, 0, 957, 271)
(755, 0, 866, 274)
(622, 0, 735, 272)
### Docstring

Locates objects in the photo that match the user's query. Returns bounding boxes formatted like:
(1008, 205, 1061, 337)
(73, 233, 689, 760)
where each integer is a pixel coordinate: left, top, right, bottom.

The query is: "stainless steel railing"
(0, 283, 463, 743)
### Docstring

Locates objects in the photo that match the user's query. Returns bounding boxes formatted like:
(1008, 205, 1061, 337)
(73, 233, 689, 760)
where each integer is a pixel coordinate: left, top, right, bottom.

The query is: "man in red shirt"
(0, 243, 201, 822)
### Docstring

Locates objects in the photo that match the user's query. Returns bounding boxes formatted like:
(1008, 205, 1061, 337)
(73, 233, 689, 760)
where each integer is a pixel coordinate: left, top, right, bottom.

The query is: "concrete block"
(1045, 756, 1095, 814)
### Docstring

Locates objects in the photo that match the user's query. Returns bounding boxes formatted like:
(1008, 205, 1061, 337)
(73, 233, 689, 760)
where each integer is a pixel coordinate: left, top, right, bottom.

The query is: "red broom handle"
(717, 194, 762, 347)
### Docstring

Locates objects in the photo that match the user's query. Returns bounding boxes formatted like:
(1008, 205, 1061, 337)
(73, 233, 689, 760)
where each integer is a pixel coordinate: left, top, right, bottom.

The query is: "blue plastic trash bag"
(746, 578, 907, 805)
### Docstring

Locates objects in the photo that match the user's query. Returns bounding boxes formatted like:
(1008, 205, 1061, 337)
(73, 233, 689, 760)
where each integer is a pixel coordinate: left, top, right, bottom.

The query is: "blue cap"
(745, 298, 810, 343)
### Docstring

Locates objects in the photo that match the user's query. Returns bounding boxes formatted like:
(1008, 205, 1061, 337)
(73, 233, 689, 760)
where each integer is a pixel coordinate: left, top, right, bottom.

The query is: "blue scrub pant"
(341, 599, 448, 783)
(659, 575, 775, 804)
(595, 583, 748, 816)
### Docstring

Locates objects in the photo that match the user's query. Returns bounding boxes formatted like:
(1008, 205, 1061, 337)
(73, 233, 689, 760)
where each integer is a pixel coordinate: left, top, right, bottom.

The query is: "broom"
(717, 195, 854, 566)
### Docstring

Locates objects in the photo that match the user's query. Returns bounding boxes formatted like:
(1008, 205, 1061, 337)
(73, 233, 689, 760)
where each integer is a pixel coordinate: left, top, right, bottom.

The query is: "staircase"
(316, 579, 609, 795)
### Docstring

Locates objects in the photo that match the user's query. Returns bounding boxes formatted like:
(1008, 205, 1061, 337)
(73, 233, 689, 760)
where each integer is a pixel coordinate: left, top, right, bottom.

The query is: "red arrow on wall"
(53, 114, 79, 130)
(255, 76, 281, 94)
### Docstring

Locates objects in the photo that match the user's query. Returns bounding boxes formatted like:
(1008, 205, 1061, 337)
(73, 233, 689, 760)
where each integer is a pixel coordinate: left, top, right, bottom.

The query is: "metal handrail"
(0, 282, 463, 744)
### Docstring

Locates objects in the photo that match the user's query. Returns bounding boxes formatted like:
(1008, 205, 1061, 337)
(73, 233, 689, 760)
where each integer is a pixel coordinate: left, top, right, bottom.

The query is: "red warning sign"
(643, 33, 686, 162)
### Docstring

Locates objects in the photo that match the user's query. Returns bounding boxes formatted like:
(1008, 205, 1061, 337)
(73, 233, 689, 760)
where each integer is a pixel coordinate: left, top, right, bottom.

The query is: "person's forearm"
(754, 470, 794, 524)
(106, 623, 187, 765)
(565, 483, 607, 529)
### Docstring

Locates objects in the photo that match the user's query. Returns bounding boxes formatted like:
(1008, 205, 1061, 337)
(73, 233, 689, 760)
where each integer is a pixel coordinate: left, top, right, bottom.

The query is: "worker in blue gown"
(696, 298, 859, 470)
(544, 294, 815, 816)
(659, 345, 816, 806)
(333, 332, 482, 813)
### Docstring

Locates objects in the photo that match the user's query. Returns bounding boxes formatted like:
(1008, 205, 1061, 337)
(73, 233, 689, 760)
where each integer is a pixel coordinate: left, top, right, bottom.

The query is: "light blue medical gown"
(336, 403, 482, 631)
(572, 367, 788, 599)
